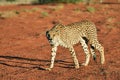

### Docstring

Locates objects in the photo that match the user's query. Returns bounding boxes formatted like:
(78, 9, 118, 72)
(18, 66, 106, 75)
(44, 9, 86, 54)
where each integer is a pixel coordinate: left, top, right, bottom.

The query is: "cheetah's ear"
(56, 23, 64, 28)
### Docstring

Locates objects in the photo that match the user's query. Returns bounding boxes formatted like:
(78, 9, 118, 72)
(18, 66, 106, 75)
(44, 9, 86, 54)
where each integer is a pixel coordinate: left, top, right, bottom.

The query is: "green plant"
(49, 4, 64, 11)
(63, 0, 83, 4)
(86, 6, 95, 13)
(21, 8, 40, 13)
(41, 11, 49, 17)
(38, 0, 83, 4)
(21, 9, 32, 13)
(13, 10, 20, 14)
(6, 0, 16, 2)
(31, 7, 40, 12)
(0, 7, 41, 19)
(56, 4, 64, 9)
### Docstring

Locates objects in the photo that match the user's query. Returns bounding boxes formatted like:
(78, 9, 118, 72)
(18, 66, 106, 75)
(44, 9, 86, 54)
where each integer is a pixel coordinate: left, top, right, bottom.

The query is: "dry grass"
(48, 4, 64, 11)
(86, 6, 96, 13)
(0, 0, 38, 6)
(73, 8, 81, 14)
(41, 11, 49, 18)
(0, 7, 40, 19)
(0, 11, 18, 18)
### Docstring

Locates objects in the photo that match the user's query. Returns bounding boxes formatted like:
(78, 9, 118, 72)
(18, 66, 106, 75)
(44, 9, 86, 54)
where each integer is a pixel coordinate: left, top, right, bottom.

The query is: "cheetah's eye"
(46, 31, 50, 38)
(56, 30, 58, 32)
(46, 33, 50, 38)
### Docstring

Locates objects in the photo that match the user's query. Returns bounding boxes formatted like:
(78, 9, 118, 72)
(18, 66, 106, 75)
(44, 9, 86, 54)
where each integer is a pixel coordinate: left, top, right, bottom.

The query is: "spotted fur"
(46, 20, 105, 70)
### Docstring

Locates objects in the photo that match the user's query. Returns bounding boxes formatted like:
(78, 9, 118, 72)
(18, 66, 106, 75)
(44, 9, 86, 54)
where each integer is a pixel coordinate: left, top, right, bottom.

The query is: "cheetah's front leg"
(69, 47, 80, 69)
(46, 46, 57, 71)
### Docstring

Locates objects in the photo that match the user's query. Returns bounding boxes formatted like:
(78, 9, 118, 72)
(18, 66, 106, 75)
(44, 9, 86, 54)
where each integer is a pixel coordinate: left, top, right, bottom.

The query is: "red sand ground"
(0, 2, 120, 80)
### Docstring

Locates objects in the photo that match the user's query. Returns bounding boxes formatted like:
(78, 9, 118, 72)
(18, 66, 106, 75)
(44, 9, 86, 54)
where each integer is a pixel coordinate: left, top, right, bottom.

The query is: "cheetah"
(46, 20, 105, 71)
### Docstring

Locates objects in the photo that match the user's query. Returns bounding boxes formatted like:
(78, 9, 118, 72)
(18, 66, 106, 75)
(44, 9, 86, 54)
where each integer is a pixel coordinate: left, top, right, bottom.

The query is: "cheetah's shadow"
(0, 55, 74, 70)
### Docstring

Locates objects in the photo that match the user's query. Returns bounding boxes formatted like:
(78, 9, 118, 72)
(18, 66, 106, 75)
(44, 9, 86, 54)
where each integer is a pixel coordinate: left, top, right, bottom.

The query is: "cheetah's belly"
(60, 32, 81, 47)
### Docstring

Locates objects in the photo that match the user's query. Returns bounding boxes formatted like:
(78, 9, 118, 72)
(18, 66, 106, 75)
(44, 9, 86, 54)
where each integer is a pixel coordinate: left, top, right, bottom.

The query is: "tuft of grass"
(6, 0, 16, 2)
(31, 7, 40, 12)
(106, 17, 117, 29)
(0, 0, 38, 5)
(41, 11, 49, 18)
(57, 0, 83, 4)
(86, 6, 95, 13)
(74, 8, 81, 13)
(0, 0, 83, 5)
(21, 9, 33, 13)
(49, 4, 64, 11)
(0, 12, 2, 18)
(106, 17, 115, 23)
(56, 4, 64, 10)
(67, 0, 84, 4)
(0, 7, 41, 19)
(0, 11, 18, 19)
(21, 7, 40, 13)
(13, 10, 20, 14)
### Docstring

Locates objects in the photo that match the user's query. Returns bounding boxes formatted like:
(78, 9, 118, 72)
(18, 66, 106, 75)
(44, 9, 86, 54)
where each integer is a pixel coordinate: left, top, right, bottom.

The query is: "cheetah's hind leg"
(91, 42, 105, 64)
(90, 45, 97, 62)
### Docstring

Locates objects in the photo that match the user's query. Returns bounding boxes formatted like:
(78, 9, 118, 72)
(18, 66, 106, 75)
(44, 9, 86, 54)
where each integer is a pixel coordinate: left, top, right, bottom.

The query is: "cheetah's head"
(46, 23, 64, 46)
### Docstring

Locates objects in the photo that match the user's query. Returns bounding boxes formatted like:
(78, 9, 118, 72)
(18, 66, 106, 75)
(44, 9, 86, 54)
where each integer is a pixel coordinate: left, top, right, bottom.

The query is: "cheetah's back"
(59, 20, 97, 46)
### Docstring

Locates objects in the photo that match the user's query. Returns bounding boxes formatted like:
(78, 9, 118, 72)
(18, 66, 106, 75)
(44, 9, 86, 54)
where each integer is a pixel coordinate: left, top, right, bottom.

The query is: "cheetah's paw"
(81, 63, 88, 66)
(45, 68, 52, 71)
